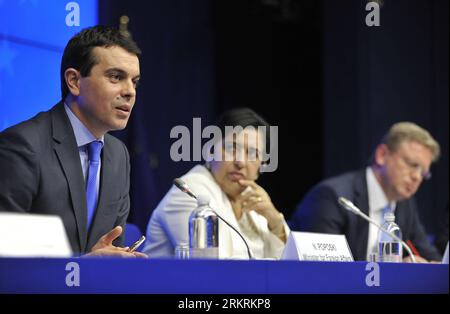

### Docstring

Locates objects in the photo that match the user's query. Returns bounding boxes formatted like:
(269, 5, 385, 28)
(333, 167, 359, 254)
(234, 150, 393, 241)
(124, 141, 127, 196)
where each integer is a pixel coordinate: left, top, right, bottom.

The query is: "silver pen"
(128, 235, 146, 252)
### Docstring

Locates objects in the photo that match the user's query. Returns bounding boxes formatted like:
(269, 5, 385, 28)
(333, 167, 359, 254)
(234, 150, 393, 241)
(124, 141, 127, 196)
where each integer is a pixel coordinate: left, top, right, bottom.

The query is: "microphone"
(173, 178, 255, 259)
(174, 178, 197, 200)
(338, 197, 416, 263)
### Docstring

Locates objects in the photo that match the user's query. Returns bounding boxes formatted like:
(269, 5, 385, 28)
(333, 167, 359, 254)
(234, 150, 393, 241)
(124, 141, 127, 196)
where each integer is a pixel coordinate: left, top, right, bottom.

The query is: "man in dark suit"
(290, 122, 442, 262)
(0, 26, 146, 257)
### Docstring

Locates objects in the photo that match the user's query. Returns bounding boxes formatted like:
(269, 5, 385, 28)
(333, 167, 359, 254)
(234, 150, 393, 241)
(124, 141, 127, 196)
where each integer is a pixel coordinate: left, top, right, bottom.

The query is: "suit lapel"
(352, 170, 370, 259)
(353, 171, 370, 216)
(97, 137, 113, 210)
(393, 200, 407, 235)
(51, 104, 88, 252)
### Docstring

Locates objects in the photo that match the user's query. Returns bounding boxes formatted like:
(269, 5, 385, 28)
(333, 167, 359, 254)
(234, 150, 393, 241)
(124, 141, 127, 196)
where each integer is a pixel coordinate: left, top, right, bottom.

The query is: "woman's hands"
(237, 180, 286, 241)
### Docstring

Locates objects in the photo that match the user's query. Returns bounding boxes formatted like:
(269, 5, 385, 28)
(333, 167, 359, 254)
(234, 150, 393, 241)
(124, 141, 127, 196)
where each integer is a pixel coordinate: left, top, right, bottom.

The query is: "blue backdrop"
(0, 0, 98, 131)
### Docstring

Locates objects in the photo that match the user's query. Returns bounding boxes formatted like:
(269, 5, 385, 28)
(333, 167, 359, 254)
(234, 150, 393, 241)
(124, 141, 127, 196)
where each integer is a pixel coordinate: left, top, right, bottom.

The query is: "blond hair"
(381, 122, 440, 162)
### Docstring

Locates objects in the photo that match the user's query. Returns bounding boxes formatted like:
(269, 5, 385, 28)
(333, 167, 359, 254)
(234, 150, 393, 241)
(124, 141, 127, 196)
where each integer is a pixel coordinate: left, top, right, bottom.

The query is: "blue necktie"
(86, 141, 102, 230)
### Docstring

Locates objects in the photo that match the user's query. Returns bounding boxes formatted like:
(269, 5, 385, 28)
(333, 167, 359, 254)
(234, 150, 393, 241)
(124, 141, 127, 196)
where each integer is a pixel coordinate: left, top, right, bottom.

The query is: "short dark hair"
(60, 25, 141, 99)
(216, 107, 271, 152)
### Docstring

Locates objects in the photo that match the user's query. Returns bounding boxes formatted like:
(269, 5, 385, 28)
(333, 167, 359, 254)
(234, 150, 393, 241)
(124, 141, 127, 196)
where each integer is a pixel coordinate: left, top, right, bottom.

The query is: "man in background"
(290, 122, 442, 262)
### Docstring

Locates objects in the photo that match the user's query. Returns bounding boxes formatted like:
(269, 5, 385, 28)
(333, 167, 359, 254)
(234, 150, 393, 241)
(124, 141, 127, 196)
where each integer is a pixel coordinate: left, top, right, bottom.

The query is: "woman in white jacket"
(142, 108, 289, 259)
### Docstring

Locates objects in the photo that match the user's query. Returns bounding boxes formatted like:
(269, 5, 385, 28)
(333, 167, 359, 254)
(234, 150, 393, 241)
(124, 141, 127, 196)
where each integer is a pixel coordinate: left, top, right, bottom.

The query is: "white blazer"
(142, 165, 289, 259)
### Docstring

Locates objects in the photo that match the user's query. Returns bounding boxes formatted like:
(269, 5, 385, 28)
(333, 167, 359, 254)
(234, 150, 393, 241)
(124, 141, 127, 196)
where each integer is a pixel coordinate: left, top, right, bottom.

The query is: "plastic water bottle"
(189, 194, 219, 258)
(377, 212, 402, 262)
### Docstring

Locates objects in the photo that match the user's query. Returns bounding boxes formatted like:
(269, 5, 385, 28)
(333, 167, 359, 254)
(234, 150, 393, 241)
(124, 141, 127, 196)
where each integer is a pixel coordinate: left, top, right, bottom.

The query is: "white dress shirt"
(365, 167, 396, 261)
(64, 104, 104, 216)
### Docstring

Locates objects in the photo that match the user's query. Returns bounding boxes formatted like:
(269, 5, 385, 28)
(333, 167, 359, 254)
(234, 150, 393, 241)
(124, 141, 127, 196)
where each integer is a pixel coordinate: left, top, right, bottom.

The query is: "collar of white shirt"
(64, 103, 104, 148)
(366, 167, 396, 213)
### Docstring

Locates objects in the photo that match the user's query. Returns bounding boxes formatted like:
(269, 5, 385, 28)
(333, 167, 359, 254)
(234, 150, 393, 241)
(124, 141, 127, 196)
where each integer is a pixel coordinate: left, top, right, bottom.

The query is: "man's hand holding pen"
(84, 226, 148, 258)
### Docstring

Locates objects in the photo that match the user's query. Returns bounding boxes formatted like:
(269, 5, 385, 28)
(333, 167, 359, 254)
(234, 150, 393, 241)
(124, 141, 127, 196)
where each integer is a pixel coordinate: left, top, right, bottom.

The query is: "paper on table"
(0, 212, 72, 257)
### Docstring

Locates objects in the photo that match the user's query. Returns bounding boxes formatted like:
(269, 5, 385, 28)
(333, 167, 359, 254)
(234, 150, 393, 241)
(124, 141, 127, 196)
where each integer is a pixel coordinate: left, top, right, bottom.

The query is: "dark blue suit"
(290, 170, 441, 261)
(0, 103, 131, 255)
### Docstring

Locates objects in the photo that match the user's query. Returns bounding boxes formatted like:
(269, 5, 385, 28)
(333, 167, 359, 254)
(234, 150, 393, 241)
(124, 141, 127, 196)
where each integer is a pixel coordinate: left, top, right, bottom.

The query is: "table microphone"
(338, 197, 416, 263)
(173, 178, 255, 259)
(174, 178, 197, 200)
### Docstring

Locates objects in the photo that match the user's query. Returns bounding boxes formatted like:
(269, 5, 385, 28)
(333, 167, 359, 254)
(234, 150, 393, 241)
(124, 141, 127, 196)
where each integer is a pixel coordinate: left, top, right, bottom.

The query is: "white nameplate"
(0, 212, 72, 257)
(281, 231, 354, 262)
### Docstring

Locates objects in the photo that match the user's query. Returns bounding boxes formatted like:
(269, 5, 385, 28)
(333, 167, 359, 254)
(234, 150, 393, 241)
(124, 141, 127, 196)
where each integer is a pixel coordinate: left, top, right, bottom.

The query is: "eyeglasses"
(398, 155, 432, 180)
(223, 142, 261, 162)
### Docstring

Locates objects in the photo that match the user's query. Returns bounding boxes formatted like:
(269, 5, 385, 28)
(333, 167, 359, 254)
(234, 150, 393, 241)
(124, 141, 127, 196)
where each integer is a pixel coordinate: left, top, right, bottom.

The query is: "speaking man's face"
(73, 46, 140, 138)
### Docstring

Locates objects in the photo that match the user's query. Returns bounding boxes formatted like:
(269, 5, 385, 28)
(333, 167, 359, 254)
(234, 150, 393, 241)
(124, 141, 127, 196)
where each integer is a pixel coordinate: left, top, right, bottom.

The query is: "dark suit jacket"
(290, 170, 442, 261)
(0, 103, 131, 255)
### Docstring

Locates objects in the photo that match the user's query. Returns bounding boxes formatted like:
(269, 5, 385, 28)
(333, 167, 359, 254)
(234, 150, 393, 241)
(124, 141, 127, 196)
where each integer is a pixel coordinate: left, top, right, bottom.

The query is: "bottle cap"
(383, 211, 395, 222)
(197, 194, 210, 206)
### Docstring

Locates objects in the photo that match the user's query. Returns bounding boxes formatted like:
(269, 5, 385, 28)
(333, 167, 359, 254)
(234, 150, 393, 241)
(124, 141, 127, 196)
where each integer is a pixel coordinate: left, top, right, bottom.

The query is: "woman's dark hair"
(60, 25, 141, 99)
(215, 107, 271, 153)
